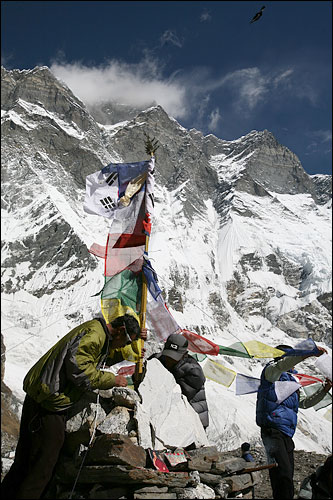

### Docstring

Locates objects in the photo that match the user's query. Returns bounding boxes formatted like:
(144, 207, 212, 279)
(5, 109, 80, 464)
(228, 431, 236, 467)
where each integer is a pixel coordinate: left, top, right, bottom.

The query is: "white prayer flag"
(235, 373, 261, 395)
(84, 168, 119, 218)
(275, 380, 301, 404)
(315, 353, 332, 382)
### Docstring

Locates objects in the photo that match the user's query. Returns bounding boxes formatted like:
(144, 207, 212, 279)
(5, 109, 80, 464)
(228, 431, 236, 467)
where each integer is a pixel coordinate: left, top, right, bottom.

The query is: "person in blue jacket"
(256, 343, 332, 500)
(241, 442, 255, 462)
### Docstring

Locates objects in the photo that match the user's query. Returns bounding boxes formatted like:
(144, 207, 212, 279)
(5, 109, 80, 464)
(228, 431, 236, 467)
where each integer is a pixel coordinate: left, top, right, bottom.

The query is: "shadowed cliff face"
(1, 334, 20, 463)
(1, 66, 92, 131)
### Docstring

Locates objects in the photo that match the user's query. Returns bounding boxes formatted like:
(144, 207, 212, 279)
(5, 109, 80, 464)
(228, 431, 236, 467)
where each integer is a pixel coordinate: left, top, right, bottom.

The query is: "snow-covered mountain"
(1, 66, 332, 457)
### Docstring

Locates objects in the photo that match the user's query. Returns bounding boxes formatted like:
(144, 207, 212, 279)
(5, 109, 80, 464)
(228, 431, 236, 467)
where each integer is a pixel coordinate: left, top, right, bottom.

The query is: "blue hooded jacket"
(256, 363, 299, 437)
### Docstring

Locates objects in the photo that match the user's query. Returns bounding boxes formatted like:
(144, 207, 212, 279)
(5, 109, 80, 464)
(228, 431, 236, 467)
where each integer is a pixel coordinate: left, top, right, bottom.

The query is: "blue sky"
(1, 1, 332, 175)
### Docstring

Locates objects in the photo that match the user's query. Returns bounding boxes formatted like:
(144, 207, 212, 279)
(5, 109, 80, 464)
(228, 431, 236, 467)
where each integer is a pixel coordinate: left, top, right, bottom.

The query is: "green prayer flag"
(101, 267, 142, 324)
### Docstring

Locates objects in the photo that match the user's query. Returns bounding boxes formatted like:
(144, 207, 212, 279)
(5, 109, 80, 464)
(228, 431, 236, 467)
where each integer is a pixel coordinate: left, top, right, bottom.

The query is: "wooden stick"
(138, 233, 149, 373)
(242, 463, 278, 473)
(137, 152, 154, 376)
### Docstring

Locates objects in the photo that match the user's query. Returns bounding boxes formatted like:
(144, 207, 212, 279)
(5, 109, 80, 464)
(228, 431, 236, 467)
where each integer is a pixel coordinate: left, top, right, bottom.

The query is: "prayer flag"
(117, 364, 136, 376)
(323, 407, 332, 421)
(243, 341, 285, 358)
(221, 342, 252, 358)
(84, 165, 119, 219)
(84, 159, 154, 218)
(236, 371, 327, 399)
(100, 258, 143, 324)
(182, 330, 220, 356)
(314, 394, 332, 411)
(235, 374, 261, 395)
(315, 353, 332, 382)
(280, 338, 320, 357)
(302, 382, 332, 411)
(142, 259, 162, 300)
(203, 359, 236, 387)
(146, 286, 182, 342)
(101, 360, 136, 376)
(87, 158, 155, 276)
(275, 380, 301, 404)
(140, 257, 181, 341)
(191, 353, 208, 362)
(294, 373, 324, 387)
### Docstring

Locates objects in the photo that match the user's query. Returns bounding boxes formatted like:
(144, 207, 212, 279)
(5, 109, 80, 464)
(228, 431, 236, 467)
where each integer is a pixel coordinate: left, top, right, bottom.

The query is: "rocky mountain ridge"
(1, 65, 332, 461)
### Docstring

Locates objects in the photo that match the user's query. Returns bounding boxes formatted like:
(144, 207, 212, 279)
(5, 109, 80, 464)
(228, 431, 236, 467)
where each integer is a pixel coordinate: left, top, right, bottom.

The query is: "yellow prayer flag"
(323, 407, 332, 422)
(243, 340, 285, 358)
(101, 297, 140, 325)
(203, 359, 236, 387)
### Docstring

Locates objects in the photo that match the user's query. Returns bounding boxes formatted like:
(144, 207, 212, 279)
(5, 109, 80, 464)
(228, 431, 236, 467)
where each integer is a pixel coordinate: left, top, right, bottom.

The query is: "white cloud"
(306, 130, 332, 154)
(49, 56, 324, 133)
(189, 67, 270, 111)
(314, 130, 332, 143)
(224, 68, 269, 110)
(159, 30, 183, 48)
(273, 68, 294, 86)
(200, 10, 212, 22)
(1, 51, 14, 68)
(307, 130, 332, 144)
(214, 66, 318, 112)
(50, 58, 188, 119)
(208, 108, 221, 131)
(197, 95, 210, 121)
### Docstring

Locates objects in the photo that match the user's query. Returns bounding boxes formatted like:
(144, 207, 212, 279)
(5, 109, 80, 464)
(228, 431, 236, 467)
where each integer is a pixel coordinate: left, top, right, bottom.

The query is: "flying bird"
(250, 6, 266, 23)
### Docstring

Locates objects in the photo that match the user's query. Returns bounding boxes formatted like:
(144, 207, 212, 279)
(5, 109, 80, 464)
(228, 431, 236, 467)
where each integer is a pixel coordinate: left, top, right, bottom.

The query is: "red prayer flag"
(182, 329, 220, 356)
(295, 373, 323, 387)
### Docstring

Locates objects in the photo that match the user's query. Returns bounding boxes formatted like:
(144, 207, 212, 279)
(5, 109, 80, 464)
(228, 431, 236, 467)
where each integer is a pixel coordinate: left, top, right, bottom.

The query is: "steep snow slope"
(1, 66, 331, 455)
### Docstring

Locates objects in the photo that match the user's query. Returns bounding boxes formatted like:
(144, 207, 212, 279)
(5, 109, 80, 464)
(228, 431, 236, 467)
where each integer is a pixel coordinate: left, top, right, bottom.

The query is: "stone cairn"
(44, 387, 260, 499)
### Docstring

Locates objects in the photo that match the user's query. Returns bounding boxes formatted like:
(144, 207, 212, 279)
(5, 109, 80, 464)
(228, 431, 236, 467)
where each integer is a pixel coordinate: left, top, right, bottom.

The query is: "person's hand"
(115, 374, 128, 387)
(140, 328, 148, 341)
(314, 346, 328, 357)
(139, 347, 146, 359)
(323, 378, 332, 392)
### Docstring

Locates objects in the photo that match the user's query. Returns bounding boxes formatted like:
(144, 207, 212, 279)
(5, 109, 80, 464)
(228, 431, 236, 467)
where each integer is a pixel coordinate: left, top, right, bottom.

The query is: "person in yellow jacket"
(1, 314, 146, 499)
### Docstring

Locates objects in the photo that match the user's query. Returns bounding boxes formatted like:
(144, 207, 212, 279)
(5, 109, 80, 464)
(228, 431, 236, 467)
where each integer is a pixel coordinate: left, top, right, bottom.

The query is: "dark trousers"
(261, 427, 295, 499)
(1, 395, 66, 499)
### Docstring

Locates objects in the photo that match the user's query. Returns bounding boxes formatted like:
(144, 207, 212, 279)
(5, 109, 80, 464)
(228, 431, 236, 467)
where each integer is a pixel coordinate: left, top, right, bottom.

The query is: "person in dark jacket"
(241, 442, 255, 462)
(256, 343, 332, 500)
(298, 454, 332, 499)
(1, 314, 146, 499)
(149, 333, 209, 429)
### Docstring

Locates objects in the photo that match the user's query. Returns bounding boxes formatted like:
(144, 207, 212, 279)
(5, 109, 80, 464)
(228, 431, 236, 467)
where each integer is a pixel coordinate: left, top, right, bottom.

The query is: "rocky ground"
(220, 446, 330, 499)
(2, 443, 329, 499)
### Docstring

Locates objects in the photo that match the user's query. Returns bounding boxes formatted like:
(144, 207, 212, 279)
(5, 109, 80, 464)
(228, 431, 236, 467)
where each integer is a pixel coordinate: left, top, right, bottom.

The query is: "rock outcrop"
(1, 334, 21, 479)
(44, 382, 260, 499)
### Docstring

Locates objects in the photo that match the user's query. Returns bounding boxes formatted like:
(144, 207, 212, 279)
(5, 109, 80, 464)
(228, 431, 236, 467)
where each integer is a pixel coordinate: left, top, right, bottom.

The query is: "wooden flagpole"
(138, 231, 149, 374)
(138, 152, 154, 374)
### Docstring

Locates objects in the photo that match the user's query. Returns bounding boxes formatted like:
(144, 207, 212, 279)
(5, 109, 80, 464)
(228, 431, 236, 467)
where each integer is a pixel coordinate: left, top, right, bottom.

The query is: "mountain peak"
(206, 128, 331, 203)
